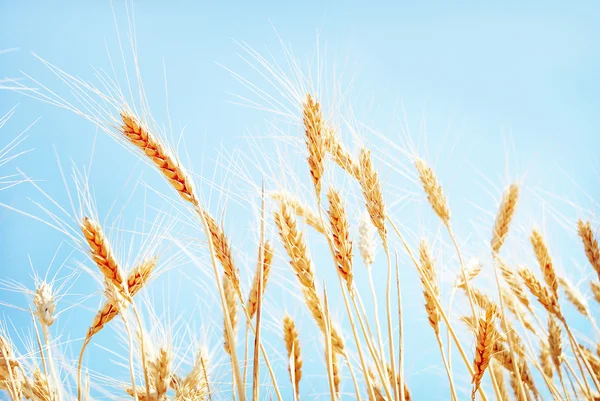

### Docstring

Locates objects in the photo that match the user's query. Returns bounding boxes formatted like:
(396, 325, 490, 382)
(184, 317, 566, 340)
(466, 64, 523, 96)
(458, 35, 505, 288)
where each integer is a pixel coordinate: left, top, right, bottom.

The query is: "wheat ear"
(491, 184, 519, 253)
(414, 157, 450, 224)
(275, 201, 345, 354)
(283, 315, 302, 400)
(530, 229, 559, 298)
(591, 282, 600, 305)
(303, 94, 326, 198)
(326, 187, 353, 290)
(81, 217, 125, 291)
(223, 275, 239, 356)
(325, 128, 360, 179)
(270, 191, 325, 234)
(247, 241, 274, 319)
(577, 219, 600, 280)
(358, 148, 387, 245)
(472, 305, 495, 400)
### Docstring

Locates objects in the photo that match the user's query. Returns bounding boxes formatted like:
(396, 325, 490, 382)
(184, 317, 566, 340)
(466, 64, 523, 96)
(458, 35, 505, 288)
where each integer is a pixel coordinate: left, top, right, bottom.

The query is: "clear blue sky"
(1, 1, 599, 400)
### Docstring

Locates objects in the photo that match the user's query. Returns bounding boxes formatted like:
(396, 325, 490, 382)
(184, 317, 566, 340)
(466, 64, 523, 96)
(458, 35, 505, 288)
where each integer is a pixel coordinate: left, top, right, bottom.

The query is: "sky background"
(1, 1, 600, 400)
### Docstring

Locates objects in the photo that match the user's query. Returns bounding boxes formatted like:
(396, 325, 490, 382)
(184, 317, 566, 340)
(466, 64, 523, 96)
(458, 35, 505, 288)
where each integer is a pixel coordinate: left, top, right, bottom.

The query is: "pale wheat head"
(414, 158, 450, 225)
(358, 211, 377, 268)
(577, 219, 600, 279)
(530, 228, 559, 299)
(33, 282, 56, 327)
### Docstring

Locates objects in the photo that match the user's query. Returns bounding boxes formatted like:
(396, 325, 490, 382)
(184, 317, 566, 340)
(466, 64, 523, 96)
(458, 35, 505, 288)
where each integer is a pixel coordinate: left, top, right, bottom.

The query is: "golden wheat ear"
(81, 216, 125, 291)
(302, 94, 326, 199)
(283, 314, 302, 400)
(577, 219, 600, 280)
(491, 184, 519, 254)
(471, 305, 496, 400)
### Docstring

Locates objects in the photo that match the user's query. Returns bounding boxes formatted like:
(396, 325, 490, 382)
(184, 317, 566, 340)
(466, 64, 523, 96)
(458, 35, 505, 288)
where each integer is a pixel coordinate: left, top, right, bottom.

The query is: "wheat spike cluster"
(2, 14, 600, 401)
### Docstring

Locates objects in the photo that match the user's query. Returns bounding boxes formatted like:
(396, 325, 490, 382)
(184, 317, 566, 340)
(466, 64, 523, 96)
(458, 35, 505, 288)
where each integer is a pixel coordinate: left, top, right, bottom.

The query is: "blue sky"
(1, 1, 600, 400)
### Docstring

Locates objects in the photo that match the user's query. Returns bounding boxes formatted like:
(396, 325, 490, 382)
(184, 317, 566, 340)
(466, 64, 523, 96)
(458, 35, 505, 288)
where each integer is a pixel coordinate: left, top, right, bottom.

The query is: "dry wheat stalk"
(223, 275, 238, 355)
(578, 220, 600, 279)
(491, 184, 519, 253)
(327, 187, 354, 290)
(121, 111, 198, 205)
(472, 305, 495, 400)
(531, 229, 559, 299)
(81, 217, 125, 291)
(303, 94, 326, 198)
(275, 201, 345, 354)
(558, 277, 589, 316)
(415, 158, 450, 225)
(418, 240, 441, 335)
(271, 191, 325, 234)
(358, 148, 387, 244)
(518, 267, 560, 316)
(325, 129, 360, 179)
(247, 241, 274, 319)
(283, 315, 302, 399)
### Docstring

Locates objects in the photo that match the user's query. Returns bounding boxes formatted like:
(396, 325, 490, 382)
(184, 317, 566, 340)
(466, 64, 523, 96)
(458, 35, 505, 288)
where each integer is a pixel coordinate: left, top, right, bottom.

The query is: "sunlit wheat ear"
(203, 211, 242, 299)
(498, 260, 532, 313)
(540, 341, 554, 378)
(580, 346, 600, 377)
(558, 277, 589, 316)
(332, 352, 341, 396)
(283, 314, 302, 399)
(270, 191, 325, 234)
(358, 211, 377, 267)
(510, 373, 526, 401)
(176, 348, 210, 400)
(120, 111, 198, 205)
(548, 316, 563, 371)
(274, 201, 345, 354)
(81, 216, 125, 291)
(247, 241, 274, 319)
(530, 229, 559, 299)
(455, 258, 482, 290)
(414, 158, 450, 225)
(418, 240, 441, 335)
(358, 148, 387, 244)
(303, 94, 326, 198)
(386, 363, 411, 401)
(126, 387, 156, 401)
(491, 184, 519, 253)
(33, 282, 56, 327)
(472, 305, 496, 400)
(29, 369, 56, 401)
(518, 266, 560, 316)
(325, 129, 360, 179)
(223, 274, 239, 355)
(148, 346, 172, 401)
(86, 256, 157, 339)
(0, 333, 23, 399)
(368, 368, 386, 401)
(327, 187, 354, 290)
(491, 361, 509, 401)
(577, 219, 600, 280)
(591, 282, 600, 305)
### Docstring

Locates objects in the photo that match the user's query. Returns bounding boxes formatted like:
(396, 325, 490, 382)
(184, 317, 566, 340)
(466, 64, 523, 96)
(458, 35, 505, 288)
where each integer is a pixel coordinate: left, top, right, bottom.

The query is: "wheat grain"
(327, 187, 353, 290)
(491, 184, 519, 253)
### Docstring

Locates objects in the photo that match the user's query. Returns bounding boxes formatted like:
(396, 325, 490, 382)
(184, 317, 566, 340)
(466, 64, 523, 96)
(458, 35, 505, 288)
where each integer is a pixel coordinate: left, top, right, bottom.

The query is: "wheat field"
(1, 3, 600, 401)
